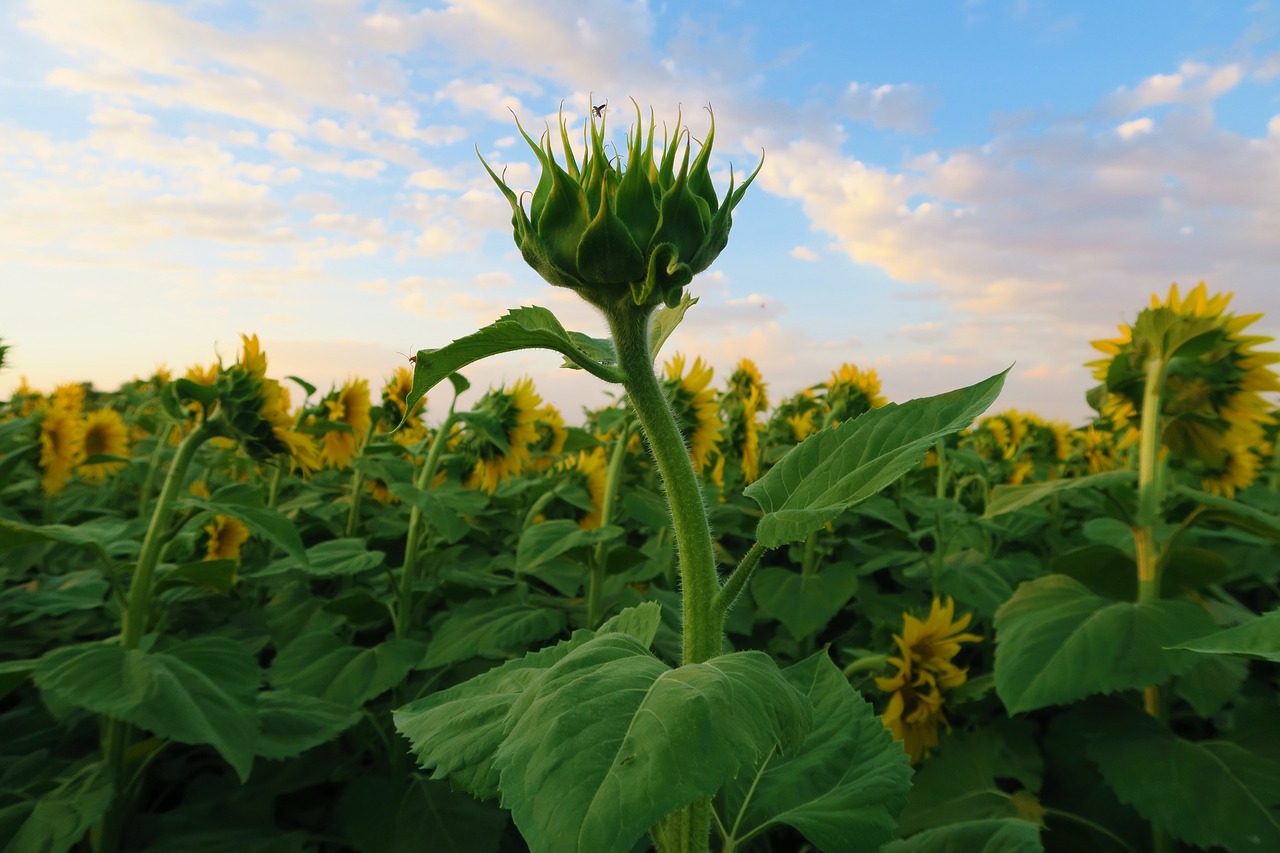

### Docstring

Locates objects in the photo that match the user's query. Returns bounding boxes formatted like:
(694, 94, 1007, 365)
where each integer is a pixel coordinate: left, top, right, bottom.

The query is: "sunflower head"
(1088, 283, 1280, 496)
(480, 101, 761, 313)
(824, 363, 886, 425)
(382, 366, 423, 428)
(37, 401, 86, 495)
(663, 353, 722, 472)
(557, 447, 610, 529)
(204, 514, 250, 563)
(876, 596, 982, 764)
(320, 378, 373, 469)
(78, 408, 130, 483)
(457, 377, 543, 493)
(726, 358, 769, 412)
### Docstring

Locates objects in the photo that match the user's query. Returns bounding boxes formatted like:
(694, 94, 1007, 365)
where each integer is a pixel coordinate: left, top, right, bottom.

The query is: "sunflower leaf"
(178, 484, 306, 565)
(403, 307, 624, 428)
(746, 370, 1007, 548)
(983, 470, 1137, 519)
(1167, 609, 1280, 662)
(420, 597, 569, 670)
(516, 520, 624, 574)
(994, 575, 1217, 714)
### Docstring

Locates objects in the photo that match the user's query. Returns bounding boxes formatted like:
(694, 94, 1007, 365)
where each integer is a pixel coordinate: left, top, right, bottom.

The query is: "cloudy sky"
(2, 0, 1279, 425)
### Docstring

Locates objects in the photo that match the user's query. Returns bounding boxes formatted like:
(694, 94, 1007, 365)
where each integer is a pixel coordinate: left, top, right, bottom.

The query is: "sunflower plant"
(388, 101, 1006, 853)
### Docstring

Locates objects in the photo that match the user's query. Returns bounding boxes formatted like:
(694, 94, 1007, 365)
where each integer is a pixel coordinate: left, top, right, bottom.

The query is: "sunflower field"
(2, 108, 1279, 853)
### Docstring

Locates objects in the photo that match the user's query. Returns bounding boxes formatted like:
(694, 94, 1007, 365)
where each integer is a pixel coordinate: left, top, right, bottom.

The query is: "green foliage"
(746, 369, 1007, 547)
(994, 575, 1217, 713)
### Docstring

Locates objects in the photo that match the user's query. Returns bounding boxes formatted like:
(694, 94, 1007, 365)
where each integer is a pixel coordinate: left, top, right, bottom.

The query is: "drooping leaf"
(421, 598, 568, 669)
(983, 471, 1136, 519)
(1167, 609, 1280, 662)
(255, 690, 362, 760)
(256, 538, 385, 579)
(33, 637, 261, 781)
(718, 653, 911, 853)
(1173, 484, 1280, 541)
(335, 776, 507, 853)
(0, 516, 133, 560)
(493, 634, 812, 853)
(750, 565, 860, 640)
(0, 570, 108, 621)
(746, 371, 1006, 548)
(515, 521, 624, 574)
(268, 633, 425, 708)
(180, 484, 306, 565)
(1174, 655, 1249, 717)
(994, 575, 1216, 714)
(403, 307, 624, 423)
(1077, 701, 1280, 852)
(390, 481, 490, 544)
(394, 605, 663, 800)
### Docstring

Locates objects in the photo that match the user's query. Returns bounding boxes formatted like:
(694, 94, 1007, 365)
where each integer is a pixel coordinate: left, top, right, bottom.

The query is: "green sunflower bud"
(480, 101, 761, 311)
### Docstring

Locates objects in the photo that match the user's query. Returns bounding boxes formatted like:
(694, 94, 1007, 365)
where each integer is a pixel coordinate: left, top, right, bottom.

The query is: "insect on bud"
(479, 100, 761, 312)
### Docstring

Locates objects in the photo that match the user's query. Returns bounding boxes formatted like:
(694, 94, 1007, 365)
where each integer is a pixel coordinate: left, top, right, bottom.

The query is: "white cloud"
(1116, 117, 1154, 140)
(790, 246, 818, 261)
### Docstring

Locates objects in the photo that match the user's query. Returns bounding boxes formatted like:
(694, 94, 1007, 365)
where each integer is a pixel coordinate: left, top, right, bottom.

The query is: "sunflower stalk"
(394, 409, 457, 640)
(343, 417, 379, 538)
(587, 419, 633, 629)
(604, 302, 720, 853)
(96, 418, 216, 853)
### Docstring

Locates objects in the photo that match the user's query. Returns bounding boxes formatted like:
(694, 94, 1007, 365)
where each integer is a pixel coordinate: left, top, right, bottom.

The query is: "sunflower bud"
(480, 102, 761, 311)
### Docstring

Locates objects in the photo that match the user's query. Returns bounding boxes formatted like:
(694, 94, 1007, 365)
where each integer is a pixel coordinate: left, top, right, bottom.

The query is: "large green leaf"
(180, 484, 306, 564)
(882, 819, 1044, 853)
(983, 471, 1136, 519)
(0, 516, 133, 560)
(421, 598, 568, 669)
(2, 762, 114, 853)
(1168, 609, 1280, 662)
(750, 565, 859, 640)
(394, 603, 662, 800)
(718, 653, 911, 853)
(746, 370, 1006, 548)
(404, 307, 623, 421)
(994, 575, 1216, 714)
(0, 570, 108, 622)
(1078, 701, 1280, 852)
(494, 634, 812, 853)
(268, 633, 424, 708)
(33, 637, 260, 781)
(255, 690, 362, 760)
(335, 777, 507, 853)
(515, 520, 623, 574)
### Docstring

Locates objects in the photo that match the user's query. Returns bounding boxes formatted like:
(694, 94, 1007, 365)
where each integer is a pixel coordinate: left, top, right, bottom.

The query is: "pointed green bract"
(746, 370, 1007, 548)
(478, 101, 757, 310)
(994, 575, 1218, 713)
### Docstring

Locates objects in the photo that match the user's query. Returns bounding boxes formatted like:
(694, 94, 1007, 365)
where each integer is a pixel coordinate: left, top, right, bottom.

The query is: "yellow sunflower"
(459, 377, 542, 494)
(204, 514, 250, 562)
(37, 403, 86, 495)
(877, 596, 982, 764)
(726, 358, 769, 412)
(259, 378, 321, 475)
(1088, 282, 1280, 497)
(558, 447, 610, 529)
(382, 366, 424, 428)
(824, 363, 886, 425)
(320, 378, 372, 469)
(78, 408, 130, 483)
(239, 333, 268, 379)
(663, 353, 721, 472)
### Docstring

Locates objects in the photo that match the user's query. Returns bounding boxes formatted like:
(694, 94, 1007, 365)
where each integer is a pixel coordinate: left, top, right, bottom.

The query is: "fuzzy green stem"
(394, 413, 456, 639)
(137, 422, 174, 518)
(712, 541, 765, 620)
(605, 305, 720, 666)
(587, 421, 633, 629)
(343, 419, 379, 538)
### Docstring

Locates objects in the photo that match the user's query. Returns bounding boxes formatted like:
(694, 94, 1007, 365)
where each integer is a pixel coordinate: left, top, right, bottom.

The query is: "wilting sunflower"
(720, 359, 767, 485)
(726, 358, 769, 412)
(320, 378, 372, 469)
(877, 596, 982, 764)
(78, 408, 130, 483)
(663, 353, 722, 473)
(558, 447, 609, 529)
(1088, 282, 1280, 497)
(37, 403, 86, 495)
(457, 377, 542, 493)
(824, 363, 886, 426)
(204, 514, 250, 562)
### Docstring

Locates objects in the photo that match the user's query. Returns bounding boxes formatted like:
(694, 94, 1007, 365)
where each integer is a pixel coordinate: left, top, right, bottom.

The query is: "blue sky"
(3, 0, 1279, 425)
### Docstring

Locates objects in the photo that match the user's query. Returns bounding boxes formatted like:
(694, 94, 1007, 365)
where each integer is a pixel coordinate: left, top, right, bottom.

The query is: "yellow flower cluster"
(877, 596, 982, 764)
